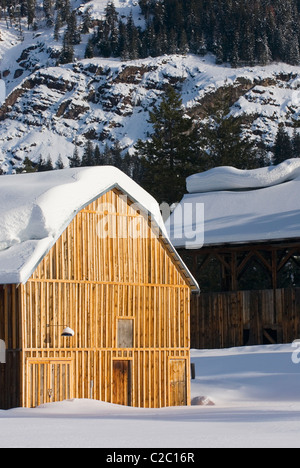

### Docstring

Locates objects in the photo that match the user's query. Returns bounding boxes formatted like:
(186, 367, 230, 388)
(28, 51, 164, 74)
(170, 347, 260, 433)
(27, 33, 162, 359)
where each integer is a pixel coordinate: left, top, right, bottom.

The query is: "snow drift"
(167, 159, 300, 248)
(186, 158, 300, 193)
(1, 344, 300, 448)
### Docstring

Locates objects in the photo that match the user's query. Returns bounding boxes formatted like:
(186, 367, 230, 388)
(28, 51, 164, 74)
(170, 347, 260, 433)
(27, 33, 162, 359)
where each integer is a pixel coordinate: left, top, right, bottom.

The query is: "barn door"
(48, 360, 73, 403)
(169, 359, 187, 407)
(112, 360, 132, 406)
(26, 359, 73, 408)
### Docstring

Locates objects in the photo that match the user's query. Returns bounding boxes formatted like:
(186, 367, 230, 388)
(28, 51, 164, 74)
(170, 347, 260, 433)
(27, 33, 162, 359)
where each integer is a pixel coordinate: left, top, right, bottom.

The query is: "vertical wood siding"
(17, 189, 190, 408)
(191, 288, 300, 349)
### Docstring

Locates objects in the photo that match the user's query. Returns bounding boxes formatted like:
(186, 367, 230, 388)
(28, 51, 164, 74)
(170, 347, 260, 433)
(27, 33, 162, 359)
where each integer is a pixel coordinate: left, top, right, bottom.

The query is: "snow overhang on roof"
(0, 167, 199, 291)
(166, 159, 300, 249)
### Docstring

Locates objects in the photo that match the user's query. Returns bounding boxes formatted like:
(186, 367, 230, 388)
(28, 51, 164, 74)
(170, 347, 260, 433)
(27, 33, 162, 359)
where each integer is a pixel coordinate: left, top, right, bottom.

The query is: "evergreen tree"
(85, 38, 94, 59)
(59, 29, 74, 64)
(45, 155, 54, 171)
(37, 155, 53, 171)
(273, 126, 294, 165)
(20, 156, 37, 173)
(81, 6, 92, 34)
(200, 116, 260, 170)
(135, 85, 200, 204)
(37, 155, 47, 172)
(94, 145, 105, 165)
(60, 0, 71, 24)
(110, 142, 123, 168)
(293, 130, 300, 158)
(54, 11, 62, 40)
(126, 11, 140, 59)
(97, 1, 120, 57)
(27, 0, 36, 28)
(81, 140, 95, 166)
(43, 0, 54, 27)
(69, 144, 81, 167)
(67, 10, 81, 45)
(118, 20, 130, 60)
(286, 32, 300, 65)
(55, 154, 64, 169)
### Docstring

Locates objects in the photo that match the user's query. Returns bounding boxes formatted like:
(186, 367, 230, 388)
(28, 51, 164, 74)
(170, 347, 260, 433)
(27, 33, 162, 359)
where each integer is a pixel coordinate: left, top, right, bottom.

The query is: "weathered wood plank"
(1, 189, 191, 409)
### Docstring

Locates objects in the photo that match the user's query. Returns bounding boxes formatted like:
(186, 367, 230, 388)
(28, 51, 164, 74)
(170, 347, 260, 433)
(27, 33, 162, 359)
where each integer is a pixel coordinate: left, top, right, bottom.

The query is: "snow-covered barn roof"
(167, 159, 300, 249)
(0, 167, 198, 290)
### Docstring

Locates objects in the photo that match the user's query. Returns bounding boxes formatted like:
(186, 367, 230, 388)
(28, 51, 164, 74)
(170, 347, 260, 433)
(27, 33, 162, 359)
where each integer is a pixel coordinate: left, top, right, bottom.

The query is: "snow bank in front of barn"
(0, 167, 165, 284)
(187, 158, 300, 193)
(1, 343, 300, 448)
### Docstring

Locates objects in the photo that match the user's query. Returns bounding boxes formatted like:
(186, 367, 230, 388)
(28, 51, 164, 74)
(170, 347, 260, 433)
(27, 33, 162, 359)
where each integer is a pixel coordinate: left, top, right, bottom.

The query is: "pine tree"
(94, 145, 105, 165)
(61, 0, 71, 24)
(45, 155, 54, 171)
(20, 156, 37, 173)
(27, 0, 36, 28)
(200, 116, 260, 170)
(286, 32, 300, 65)
(37, 155, 54, 171)
(126, 11, 140, 59)
(85, 38, 94, 59)
(69, 144, 81, 167)
(81, 6, 92, 34)
(55, 154, 64, 169)
(37, 155, 46, 172)
(43, 0, 54, 27)
(256, 33, 272, 65)
(273, 126, 294, 165)
(293, 130, 300, 158)
(197, 33, 207, 56)
(119, 20, 130, 60)
(135, 85, 200, 204)
(178, 29, 189, 55)
(110, 142, 123, 169)
(59, 29, 74, 64)
(67, 10, 81, 45)
(81, 140, 95, 166)
(98, 1, 120, 57)
(54, 11, 62, 40)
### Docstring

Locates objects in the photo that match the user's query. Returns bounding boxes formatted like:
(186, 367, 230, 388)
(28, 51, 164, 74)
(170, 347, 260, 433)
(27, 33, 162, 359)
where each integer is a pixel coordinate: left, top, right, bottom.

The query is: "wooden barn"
(0, 167, 198, 410)
(167, 159, 300, 349)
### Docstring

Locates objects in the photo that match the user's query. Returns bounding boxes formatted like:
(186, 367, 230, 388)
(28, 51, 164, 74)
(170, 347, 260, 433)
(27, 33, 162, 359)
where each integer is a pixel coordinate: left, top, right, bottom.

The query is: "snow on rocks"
(0, 80, 5, 105)
(1, 46, 300, 170)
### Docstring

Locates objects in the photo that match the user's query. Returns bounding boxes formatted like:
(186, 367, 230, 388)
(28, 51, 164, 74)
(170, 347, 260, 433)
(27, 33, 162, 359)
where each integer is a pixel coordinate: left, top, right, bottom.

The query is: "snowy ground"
(1, 343, 300, 448)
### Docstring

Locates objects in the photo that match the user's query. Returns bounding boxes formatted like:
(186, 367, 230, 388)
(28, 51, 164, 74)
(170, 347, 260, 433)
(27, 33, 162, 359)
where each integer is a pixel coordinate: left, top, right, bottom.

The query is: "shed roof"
(167, 159, 300, 249)
(0, 167, 198, 290)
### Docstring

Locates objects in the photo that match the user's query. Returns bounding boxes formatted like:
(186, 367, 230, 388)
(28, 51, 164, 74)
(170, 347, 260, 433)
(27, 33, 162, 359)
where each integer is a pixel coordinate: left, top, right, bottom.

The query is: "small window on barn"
(117, 319, 134, 348)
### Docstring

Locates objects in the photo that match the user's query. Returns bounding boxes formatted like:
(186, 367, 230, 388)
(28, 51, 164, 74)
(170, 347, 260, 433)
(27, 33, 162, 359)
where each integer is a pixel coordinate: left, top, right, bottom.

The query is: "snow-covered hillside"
(0, 0, 300, 172)
(1, 344, 300, 448)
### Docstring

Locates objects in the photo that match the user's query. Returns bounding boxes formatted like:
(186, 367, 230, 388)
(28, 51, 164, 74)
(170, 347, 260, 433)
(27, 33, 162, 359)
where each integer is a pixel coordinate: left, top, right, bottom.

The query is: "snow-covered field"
(1, 343, 300, 448)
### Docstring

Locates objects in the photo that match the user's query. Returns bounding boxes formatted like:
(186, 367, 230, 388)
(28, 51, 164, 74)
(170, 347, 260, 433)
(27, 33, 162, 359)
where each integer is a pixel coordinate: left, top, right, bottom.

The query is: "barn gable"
(0, 167, 197, 290)
(0, 167, 198, 409)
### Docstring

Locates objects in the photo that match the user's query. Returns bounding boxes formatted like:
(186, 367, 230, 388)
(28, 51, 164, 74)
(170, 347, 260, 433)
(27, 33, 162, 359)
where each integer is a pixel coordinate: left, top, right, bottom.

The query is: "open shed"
(167, 159, 300, 349)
